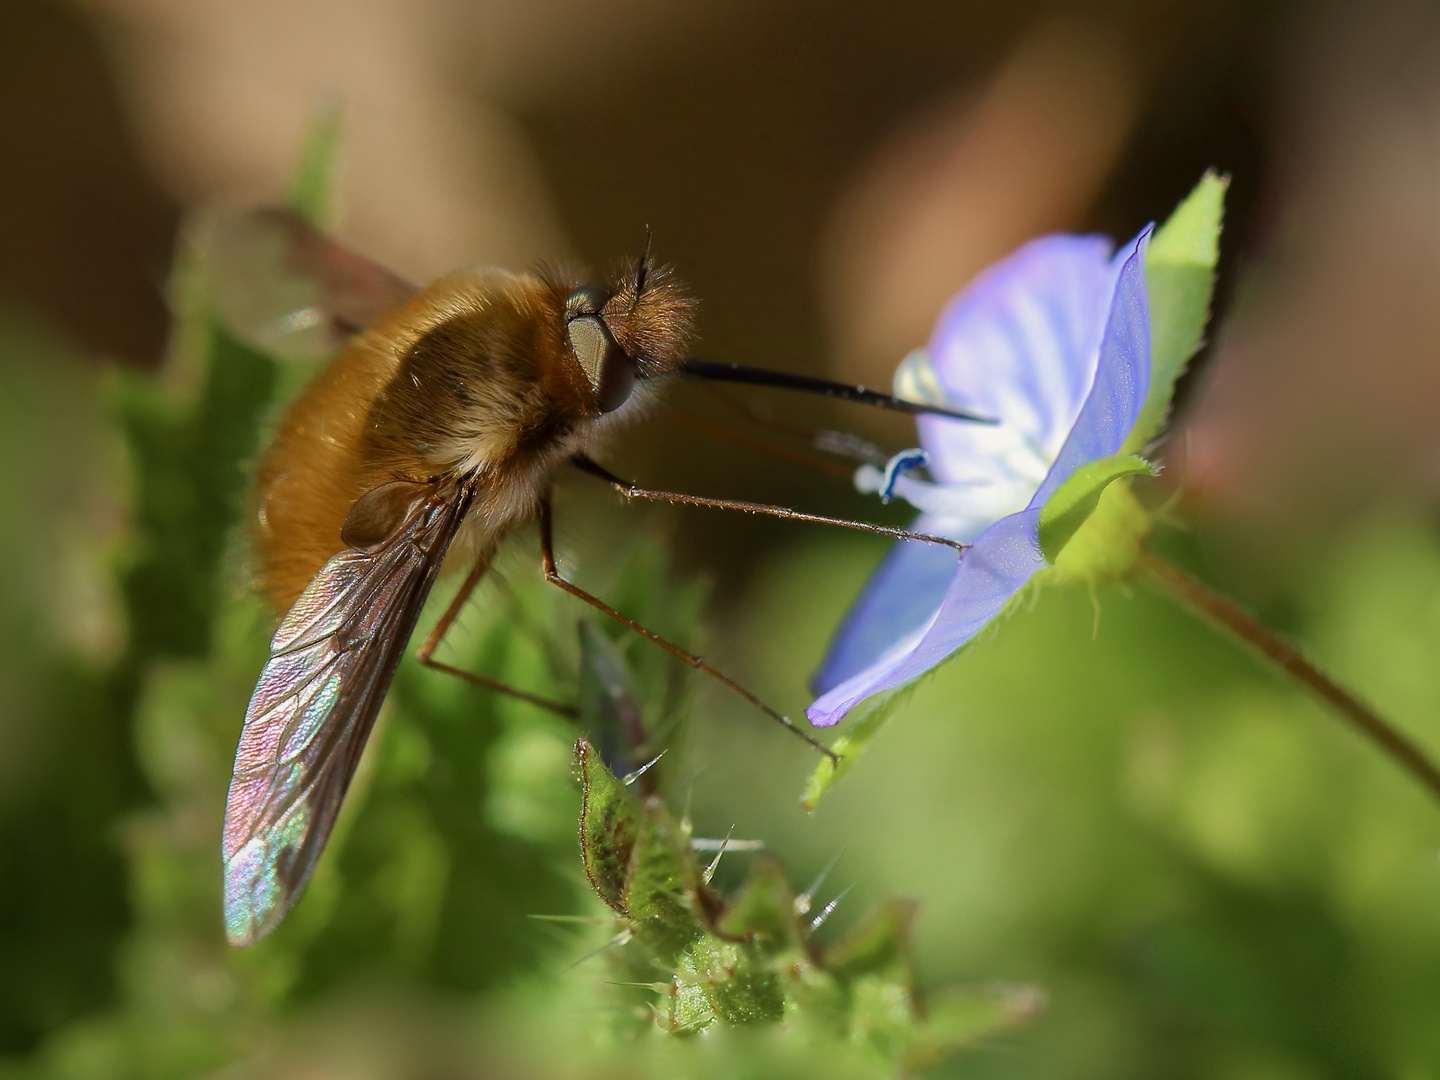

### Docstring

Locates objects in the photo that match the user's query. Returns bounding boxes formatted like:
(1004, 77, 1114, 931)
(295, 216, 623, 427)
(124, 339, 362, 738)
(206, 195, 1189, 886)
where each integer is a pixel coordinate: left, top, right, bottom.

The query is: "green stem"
(1139, 549, 1440, 806)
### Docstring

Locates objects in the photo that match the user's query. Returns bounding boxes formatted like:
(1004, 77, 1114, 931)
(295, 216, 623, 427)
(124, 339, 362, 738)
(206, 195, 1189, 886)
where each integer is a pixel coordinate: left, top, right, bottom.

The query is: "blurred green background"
(7, 0, 1440, 1075)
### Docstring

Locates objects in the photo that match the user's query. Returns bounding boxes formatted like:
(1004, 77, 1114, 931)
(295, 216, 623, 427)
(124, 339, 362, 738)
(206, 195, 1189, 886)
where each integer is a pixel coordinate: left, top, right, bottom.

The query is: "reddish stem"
(1140, 549, 1440, 806)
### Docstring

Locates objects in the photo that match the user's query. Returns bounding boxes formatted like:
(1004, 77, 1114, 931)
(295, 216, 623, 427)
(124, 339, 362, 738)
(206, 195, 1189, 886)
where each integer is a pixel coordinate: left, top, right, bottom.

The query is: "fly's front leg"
(570, 455, 965, 551)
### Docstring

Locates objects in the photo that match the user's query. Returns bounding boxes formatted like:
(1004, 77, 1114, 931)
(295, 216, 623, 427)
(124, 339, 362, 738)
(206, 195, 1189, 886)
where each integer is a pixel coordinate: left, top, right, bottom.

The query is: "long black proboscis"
(679, 359, 997, 424)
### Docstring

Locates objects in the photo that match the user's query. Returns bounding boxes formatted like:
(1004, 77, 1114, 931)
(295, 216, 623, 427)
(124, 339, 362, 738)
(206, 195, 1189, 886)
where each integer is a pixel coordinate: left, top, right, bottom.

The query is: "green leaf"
(573, 727, 1037, 1060)
(114, 321, 276, 660)
(801, 688, 907, 811)
(289, 106, 343, 225)
(670, 937, 786, 1027)
(1038, 453, 1155, 564)
(573, 738, 644, 914)
(577, 621, 647, 776)
(716, 857, 799, 953)
(1127, 170, 1227, 451)
(902, 985, 1046, 1070)
(822, 898, 917, 980)
(574, 740, 696, 956)
(621, 802, 697, 950)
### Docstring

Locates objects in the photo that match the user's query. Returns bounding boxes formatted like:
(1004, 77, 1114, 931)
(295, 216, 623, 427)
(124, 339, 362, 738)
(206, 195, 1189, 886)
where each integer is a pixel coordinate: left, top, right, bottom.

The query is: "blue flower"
(808, 227, 1154, 728)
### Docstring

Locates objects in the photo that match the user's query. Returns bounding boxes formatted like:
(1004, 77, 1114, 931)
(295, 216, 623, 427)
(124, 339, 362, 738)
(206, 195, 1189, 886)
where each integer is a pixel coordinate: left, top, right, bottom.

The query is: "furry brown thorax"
(253, 262, 696, 612)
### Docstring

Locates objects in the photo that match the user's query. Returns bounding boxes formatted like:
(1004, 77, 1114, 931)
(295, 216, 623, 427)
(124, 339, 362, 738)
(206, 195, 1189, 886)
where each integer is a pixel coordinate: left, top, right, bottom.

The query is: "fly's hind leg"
(537, 496, 837, 761)
(416, 544, 579, 718)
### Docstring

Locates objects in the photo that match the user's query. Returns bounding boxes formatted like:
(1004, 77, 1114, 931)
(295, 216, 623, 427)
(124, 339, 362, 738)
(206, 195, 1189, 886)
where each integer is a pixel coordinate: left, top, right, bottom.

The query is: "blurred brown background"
(9, 1, 1440, 1072)
(6, 0, 1440, 578)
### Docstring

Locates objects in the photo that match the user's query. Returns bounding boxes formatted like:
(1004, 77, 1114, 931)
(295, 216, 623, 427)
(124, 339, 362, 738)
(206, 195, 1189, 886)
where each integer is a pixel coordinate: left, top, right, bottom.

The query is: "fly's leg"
(416, 544, 579, 718)
(537, 496, 837, 762)
(571, 455, 965, 551)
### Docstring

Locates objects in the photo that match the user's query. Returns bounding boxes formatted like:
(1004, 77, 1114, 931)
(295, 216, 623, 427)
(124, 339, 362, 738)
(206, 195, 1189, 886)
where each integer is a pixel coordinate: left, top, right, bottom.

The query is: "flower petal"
(917, 235, 1117, 483)
(806, 508, 1046, 727)
(810, 514, 962, 697)
(806, 229, 1154, 730)
(1030, 227, 1153, 509)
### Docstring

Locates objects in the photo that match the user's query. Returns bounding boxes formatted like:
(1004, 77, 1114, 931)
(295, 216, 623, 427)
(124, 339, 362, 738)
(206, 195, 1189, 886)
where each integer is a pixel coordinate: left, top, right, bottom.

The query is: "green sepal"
(1047, 476, 1154, 587)
(801, 687, 906, 812)
(1127, 170, 1227, 452)
(1039, 453, 1156, 564)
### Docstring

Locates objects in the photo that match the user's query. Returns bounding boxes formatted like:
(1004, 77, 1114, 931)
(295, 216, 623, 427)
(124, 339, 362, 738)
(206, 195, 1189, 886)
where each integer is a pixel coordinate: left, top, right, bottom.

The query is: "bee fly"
(205, 209, 989, 946)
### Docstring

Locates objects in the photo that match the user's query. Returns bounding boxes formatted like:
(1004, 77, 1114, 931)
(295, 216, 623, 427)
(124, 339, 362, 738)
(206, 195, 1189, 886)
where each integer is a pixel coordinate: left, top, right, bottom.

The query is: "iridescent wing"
(223, 482, 474, 946)
(192, 207, 416, 361)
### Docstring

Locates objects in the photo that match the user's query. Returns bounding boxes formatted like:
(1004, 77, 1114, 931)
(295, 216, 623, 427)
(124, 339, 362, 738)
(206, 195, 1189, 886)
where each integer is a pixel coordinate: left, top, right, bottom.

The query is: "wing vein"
(222, 479, 476, 945)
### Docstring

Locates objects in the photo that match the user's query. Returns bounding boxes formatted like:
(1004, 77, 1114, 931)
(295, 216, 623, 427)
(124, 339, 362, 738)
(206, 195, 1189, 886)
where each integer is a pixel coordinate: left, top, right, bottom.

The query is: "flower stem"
(1139, 549, 1440, 805)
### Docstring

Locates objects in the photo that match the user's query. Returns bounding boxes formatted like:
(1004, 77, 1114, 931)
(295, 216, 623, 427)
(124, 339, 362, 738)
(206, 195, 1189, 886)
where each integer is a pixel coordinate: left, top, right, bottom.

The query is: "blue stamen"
(878, 448, 928, 504)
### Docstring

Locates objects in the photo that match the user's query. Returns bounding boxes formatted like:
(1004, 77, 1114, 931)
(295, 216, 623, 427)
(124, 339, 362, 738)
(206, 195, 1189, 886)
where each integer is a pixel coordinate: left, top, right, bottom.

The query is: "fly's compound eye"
(566, 301, 634, 413)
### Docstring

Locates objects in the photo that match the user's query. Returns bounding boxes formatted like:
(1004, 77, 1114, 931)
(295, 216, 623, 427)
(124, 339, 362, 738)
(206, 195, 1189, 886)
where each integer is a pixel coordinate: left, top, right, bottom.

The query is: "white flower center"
(857, 350, 1061, 541)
